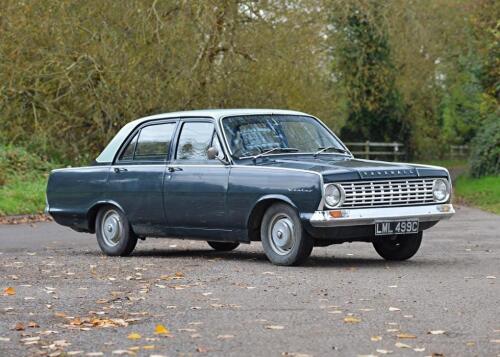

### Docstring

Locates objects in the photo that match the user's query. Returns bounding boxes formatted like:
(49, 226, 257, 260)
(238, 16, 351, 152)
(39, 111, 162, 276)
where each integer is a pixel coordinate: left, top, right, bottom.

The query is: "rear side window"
(176, 122, 214, 160)
(120, 122, 176, 161)
(120, 133, 138, 160)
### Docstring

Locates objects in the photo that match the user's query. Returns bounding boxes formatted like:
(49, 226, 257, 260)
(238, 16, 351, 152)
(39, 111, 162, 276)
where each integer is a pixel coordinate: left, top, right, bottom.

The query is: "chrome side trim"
(309, 204, 455, 227)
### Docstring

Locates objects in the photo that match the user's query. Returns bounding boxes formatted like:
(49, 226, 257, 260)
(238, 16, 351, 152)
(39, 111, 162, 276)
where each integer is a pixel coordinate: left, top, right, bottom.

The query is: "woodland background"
(0, 0, 498, 214)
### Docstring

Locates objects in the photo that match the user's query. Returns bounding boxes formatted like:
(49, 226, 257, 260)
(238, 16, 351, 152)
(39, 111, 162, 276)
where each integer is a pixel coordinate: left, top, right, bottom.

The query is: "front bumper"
(309, 204, 454, 227)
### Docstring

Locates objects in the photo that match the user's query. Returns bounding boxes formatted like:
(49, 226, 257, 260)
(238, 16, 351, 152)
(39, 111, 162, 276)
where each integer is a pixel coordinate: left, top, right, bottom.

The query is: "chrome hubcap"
(101, 210, 122, 247)
(268, 213, 295, 255)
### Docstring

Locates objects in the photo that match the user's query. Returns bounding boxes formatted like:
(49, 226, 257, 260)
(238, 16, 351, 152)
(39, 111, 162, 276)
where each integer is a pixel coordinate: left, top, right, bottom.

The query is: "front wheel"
(372, 232, 422, 261)
(260, 203, 313, 266)
(95, 206, 138, 256)
(207, 241, 240, 251)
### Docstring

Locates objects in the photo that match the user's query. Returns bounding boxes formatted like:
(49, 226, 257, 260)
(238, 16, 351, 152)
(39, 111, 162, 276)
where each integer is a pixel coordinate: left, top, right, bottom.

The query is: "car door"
(164, 118, 230, 237)
(107, 119, 178, 236)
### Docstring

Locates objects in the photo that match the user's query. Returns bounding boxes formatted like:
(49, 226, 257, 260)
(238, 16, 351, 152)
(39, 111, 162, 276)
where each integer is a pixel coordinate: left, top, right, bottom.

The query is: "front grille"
(338, 178, 438, 208)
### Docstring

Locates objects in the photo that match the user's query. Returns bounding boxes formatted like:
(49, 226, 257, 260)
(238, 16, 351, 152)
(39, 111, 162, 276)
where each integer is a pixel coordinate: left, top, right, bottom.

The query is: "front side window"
(176, 122, 214, 161)
(120, 122, 175, 161)
(222, 115, 344, 158)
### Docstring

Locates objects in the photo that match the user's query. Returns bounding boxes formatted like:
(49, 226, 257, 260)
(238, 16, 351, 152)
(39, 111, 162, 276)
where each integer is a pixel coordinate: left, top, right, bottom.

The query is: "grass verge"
(0, 145, 56, 216)
(454, 175, 500, 214)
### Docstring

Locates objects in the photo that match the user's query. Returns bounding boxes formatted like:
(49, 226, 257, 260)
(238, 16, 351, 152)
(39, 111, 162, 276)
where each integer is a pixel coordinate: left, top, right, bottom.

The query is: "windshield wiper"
(313, 146, 349, 158)
(251, 147, 299, 161)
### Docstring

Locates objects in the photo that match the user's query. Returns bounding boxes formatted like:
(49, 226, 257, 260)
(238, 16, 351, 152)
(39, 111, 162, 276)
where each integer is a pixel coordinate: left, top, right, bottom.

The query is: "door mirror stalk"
(207, 147, 229, 165)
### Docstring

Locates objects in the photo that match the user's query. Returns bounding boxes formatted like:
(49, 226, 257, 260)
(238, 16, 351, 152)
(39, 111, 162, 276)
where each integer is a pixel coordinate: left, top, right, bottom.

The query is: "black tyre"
(260, 203, 313, 266)
(95, 206, 138, 256)
(372, 232, 422, 261)
(207, 241, 240, 251)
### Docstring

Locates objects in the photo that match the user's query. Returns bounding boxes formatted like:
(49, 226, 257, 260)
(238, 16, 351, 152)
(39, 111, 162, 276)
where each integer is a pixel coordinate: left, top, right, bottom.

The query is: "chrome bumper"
(309, 204, 455, 227)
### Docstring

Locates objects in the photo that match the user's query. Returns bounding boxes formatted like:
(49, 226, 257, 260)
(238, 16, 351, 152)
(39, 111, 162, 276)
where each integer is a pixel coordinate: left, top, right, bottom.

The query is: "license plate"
(375, 219, 419, 236)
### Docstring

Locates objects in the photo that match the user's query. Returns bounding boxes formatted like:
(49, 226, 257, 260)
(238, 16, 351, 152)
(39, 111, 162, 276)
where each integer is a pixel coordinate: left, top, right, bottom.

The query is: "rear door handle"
(167, 166, 183, 173)
(114, 167, 128, 173)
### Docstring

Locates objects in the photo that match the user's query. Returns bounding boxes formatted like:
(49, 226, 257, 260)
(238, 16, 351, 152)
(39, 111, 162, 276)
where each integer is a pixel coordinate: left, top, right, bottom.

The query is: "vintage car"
(46, 109, 455, 265)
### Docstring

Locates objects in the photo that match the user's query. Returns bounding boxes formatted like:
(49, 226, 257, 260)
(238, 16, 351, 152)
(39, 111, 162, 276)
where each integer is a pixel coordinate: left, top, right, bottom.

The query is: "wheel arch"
(246, 195, 298, 242)
(86, 200, 126, 233)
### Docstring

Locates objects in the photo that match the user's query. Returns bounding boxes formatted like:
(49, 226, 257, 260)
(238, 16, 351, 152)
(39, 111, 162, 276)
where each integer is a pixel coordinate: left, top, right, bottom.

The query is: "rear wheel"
(260, 203, 313, 266)
(95, 206, 138, 256)
(207, 241, 240, 251)
(372, 232, 422, 261)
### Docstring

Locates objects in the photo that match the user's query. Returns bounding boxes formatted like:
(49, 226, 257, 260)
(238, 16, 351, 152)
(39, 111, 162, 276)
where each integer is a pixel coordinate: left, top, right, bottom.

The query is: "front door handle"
(167, 166, 183, 173)
(114, 167, 128, 173)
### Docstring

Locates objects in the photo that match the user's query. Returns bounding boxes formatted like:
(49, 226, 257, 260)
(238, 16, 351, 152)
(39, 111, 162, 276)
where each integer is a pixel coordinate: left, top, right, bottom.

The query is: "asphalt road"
(0, 205, 499, 357)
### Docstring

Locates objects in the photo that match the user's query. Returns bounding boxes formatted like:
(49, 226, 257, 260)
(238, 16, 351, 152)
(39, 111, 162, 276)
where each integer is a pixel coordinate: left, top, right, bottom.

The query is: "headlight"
(432, 179, 449, 202)
(324, 184, 343, 208)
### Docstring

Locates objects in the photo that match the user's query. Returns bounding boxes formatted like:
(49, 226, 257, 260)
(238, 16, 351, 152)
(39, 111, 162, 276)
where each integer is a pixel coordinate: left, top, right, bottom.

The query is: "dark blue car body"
(46, 109, 454, 249)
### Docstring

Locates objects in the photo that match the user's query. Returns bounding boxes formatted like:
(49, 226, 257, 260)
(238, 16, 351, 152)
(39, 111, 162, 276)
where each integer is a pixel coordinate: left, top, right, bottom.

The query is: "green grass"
(454, 175, 500, 214)
(0, 145, 56, 216)
(0, 174, 49, 215)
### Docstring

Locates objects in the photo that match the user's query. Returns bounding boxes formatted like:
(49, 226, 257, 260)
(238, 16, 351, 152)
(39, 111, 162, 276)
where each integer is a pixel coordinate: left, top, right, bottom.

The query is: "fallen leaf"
(111, 350, 133, 355)
(490, 339, 500, 344)
(3, 287, 15, 296)
(265, 325, 285, 330)
(154, 324, 171, 336)
(428, 330, 446, 335)
(389, 307, 401, 312)
(397, 333, 416, 339)
(486, 276, 496, 279)
(217, 334, 234, 339)
(413, 347, 426, 352)
(376, 350, 393, 355)
(13, 322, 25, 331)
(142, 345, 155, 350)
(0, 337, 11, 342)
(20, 336, 40, 342)
(28, 321, 40, 328)
(395, 342, 412, 349)
(127, 333, 141, 340)
(196, 346, 208, 353)
(343, 316, 361, 323)
(370, 336, 382, 341)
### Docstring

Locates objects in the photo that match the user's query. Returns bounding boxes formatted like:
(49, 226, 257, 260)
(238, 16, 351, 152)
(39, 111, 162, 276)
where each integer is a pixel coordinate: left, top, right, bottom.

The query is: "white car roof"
(95, 109, 311, 163)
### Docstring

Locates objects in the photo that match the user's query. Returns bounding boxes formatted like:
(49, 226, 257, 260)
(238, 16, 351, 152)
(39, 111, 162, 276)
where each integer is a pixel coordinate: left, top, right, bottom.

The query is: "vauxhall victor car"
(46, 109, 455, 266)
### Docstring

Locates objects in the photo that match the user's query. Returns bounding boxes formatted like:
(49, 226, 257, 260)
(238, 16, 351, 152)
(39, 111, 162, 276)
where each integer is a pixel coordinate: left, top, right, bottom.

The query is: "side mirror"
(207, 147, 219, 160)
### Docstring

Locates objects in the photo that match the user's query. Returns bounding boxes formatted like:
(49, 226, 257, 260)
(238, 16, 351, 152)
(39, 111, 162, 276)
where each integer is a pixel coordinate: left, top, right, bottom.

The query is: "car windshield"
(221, 115, 346, 158)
